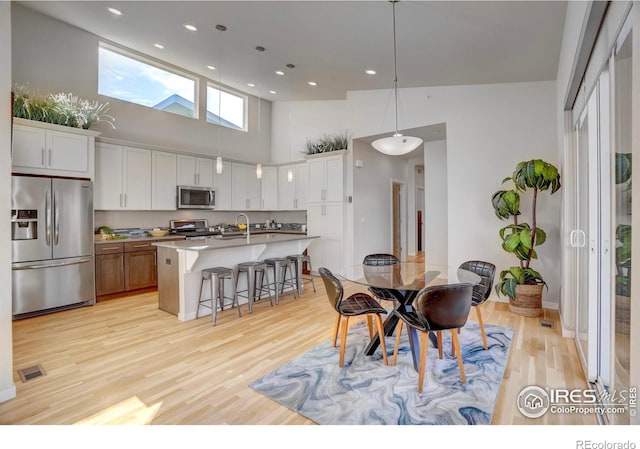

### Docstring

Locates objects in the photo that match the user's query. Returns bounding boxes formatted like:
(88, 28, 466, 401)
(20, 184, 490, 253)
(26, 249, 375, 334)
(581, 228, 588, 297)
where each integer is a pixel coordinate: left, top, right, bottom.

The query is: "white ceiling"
(18, 1, 567, 102)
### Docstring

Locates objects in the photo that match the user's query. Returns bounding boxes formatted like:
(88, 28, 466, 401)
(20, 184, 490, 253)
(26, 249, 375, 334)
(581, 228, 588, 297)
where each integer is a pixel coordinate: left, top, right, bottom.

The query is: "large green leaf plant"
(491, 159, 561, 299)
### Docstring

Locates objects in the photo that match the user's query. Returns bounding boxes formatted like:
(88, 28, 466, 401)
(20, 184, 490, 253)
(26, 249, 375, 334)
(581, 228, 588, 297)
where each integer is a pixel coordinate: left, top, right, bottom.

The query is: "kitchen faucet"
(235, 213, 250, 243)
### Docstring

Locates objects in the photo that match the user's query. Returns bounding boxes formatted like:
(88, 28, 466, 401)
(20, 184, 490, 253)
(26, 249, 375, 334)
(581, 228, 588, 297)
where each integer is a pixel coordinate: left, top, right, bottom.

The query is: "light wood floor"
(1, 256, 596, 425)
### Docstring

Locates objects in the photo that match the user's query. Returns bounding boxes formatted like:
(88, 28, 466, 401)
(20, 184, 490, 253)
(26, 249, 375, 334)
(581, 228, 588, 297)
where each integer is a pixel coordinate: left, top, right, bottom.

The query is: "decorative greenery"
(304, 131, 350, 155)
(13, 85, 115, 130)
(615, 153, 632, 297)
(491, 159, 561, 299)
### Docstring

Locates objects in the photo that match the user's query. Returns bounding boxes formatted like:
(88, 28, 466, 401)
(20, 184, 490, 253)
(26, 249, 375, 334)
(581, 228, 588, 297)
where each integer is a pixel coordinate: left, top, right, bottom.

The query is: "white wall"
(352, 139, 407, 263)
(424, 140, 448, 266)
(270, 99, 349, 163)
(272, 81, 560, 306)
(11, 4, 271, 163)
(0, 0, 16, 403)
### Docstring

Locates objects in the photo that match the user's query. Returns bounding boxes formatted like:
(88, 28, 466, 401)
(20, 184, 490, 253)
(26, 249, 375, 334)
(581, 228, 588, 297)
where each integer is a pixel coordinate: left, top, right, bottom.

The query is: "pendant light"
(215, 24, 226, 174)
(371, 1, 422, 156)
(286, 63, 295, 183)
(255, 46, 265, 179)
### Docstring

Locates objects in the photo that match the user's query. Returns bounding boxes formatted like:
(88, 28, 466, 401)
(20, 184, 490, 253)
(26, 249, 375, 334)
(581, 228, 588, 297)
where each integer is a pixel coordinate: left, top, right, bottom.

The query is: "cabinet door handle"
(294, 198, 297, 209)
(101, 246, 121, 251)
(41, 148, 45, 166)
(48, 148, 52, 166)
(124, 193, 127, 208)
(119, 193, 123, 208)
(262, 199, 264, 209)
(133, 244, 150, 248)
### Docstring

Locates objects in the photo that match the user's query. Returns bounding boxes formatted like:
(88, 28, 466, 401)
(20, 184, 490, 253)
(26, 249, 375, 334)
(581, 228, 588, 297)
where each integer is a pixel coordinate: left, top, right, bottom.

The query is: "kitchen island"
(153, 233, 319, 321)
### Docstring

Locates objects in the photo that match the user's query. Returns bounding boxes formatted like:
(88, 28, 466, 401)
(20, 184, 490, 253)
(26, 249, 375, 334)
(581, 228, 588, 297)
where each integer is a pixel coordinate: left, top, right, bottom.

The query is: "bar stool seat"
(196, 266, 241, 326)
(235, 261, 272, 313)
(264, 257, 298, 304)
(287, 254, 316, 296)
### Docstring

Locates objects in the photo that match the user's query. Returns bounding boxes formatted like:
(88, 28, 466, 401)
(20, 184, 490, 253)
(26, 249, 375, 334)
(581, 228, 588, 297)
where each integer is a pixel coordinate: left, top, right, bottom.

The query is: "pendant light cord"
(392, 0, 399, 135)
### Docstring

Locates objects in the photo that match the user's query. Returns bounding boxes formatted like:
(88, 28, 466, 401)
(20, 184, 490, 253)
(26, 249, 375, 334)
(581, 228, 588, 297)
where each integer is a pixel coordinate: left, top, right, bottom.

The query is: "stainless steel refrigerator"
(11, 175, 95, 318)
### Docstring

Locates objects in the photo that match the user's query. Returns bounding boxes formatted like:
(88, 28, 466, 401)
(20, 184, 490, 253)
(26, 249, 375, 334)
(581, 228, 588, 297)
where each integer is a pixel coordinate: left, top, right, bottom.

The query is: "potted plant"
(491, 159, 561, 316)
(614, 153, 631, 333)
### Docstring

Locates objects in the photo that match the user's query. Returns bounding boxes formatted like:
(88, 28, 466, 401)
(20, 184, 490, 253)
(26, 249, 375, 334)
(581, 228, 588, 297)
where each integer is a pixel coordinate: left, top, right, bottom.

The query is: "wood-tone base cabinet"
(95, 240, 177, 298)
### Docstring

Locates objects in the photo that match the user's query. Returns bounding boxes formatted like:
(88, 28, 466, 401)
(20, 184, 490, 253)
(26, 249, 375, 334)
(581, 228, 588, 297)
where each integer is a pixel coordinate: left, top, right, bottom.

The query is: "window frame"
(206, 81, 248, 132)
(98, 42, 200, 119)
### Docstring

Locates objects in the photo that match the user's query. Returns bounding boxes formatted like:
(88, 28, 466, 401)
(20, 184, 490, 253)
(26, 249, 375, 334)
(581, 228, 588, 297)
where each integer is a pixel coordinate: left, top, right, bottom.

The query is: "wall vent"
(17, 364, 46, 382)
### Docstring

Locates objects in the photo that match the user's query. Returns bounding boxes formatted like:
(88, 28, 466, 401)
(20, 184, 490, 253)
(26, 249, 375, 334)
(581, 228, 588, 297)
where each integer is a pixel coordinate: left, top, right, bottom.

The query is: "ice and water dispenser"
(11, 209, 38, 240)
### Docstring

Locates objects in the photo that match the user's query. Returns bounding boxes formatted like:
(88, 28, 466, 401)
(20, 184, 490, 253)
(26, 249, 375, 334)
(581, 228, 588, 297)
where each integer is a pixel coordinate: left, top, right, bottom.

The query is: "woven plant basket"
(509, 284, 544, 317)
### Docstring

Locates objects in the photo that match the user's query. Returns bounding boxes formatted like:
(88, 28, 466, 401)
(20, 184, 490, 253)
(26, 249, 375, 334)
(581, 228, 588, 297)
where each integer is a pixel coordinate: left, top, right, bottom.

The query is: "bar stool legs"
(264, 257, 298, 304)
(287, 254, 317, 296)
(196, 267, 241, 326)
(235, 261, 273, 313)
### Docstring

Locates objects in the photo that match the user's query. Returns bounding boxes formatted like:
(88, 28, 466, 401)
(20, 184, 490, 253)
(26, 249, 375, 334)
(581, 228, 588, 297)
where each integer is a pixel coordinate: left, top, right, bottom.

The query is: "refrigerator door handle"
(54, 190, 60, 245)
(12, 257, 93, 271)
(45, 190, 51, 246)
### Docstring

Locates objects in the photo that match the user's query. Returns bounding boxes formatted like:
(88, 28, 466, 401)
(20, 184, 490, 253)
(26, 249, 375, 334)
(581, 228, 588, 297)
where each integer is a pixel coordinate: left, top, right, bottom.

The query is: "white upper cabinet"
(213, 160, 232, 210)
(11, 118, 99, 179)
(151, 151, 177, 210)
(95, 143, 151, 210)
(231, 162, 262, 210)
(278, 163, 308, 210)
(177, 155, 214, 188)
(307, 153, 344, 203)
(260, 166, 278, 210)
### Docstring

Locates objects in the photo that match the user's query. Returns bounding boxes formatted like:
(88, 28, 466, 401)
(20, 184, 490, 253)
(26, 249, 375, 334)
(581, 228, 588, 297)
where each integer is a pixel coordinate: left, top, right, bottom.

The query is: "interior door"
(392, 183, 401, 258)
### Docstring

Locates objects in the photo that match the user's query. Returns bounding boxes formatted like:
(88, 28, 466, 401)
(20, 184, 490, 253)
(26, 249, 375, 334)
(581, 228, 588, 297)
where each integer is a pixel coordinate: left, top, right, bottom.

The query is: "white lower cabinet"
(307, 202, 344, 274)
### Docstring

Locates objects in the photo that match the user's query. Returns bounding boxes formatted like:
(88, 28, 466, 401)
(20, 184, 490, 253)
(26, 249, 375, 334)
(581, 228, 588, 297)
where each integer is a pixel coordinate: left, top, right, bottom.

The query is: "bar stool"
(263, 257, 298, 304)
(196, 267, 241, 326)
(287, 254, 317, 296)
(235, 261, 273, 313)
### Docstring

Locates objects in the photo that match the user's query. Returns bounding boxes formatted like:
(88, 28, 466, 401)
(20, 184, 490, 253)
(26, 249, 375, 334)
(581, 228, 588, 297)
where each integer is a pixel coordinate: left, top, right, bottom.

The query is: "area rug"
(249, 321, 514, 425)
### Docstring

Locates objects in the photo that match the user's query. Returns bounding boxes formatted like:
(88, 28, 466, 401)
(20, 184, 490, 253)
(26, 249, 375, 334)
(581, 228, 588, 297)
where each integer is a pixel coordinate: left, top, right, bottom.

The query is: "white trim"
(0, 384, 16, 403)
(390, 178, 407, 260)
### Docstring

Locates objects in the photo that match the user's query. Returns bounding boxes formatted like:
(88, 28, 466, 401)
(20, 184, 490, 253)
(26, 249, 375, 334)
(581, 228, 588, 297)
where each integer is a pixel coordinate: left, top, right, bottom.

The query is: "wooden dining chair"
(319, 267, 389, 367)
(458, 260, 496, 350)
(392, 283, 473, 392)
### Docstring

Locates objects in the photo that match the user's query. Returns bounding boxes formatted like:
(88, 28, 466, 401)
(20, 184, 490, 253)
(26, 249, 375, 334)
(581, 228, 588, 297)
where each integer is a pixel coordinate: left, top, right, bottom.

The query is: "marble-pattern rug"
(249, 321, 514, 425)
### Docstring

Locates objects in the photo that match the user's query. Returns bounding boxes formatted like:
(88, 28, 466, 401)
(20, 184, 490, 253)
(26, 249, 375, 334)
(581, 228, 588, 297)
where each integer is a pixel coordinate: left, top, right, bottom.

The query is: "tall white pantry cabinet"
(305, 151, 346, 275)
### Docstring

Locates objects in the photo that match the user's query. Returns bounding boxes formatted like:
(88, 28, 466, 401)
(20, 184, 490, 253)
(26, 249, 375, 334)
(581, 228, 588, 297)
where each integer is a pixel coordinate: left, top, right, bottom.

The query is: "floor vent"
(17, 364, 46, 383)
(539, 319, 554, 329)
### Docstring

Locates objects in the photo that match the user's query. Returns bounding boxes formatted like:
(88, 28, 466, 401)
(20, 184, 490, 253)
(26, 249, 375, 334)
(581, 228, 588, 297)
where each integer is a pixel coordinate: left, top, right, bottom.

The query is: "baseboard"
(559, 311, 575, 338)
(0, 383, 16, 403)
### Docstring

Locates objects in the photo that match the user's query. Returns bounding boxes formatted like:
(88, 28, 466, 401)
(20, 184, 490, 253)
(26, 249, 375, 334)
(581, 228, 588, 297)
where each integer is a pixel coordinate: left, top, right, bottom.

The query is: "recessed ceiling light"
(269, 90, 277, 94)
(307, 81, 318, 86)
(365, 69, 376, 75)
(248, 83, 256, 87)
(207, 65, 216, 70)
(184, 24, 197, 31)
(107, 7, 122, 16)
(154, 43, 164, 49)
(275, 70, 285, 76)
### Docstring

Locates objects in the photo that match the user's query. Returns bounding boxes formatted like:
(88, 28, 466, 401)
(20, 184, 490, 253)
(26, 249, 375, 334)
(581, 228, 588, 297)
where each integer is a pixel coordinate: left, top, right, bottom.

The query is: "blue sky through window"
(98, 46, 196, 117)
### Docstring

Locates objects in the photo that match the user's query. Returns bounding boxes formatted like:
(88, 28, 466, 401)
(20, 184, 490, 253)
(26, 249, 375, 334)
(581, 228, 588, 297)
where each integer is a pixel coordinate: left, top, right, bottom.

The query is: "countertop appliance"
(169, 219, 218, 240)
(11, 175, 95, 318)
(177, 185, 215, 209)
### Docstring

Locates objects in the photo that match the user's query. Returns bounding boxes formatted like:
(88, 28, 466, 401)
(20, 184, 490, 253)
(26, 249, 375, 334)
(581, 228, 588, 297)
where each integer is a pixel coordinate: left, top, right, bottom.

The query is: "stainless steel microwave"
(177, 185, 215, 209)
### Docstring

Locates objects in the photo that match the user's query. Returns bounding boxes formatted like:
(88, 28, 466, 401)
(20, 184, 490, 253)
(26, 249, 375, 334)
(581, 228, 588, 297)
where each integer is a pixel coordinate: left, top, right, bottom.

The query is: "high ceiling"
(18, 1, 567, 102)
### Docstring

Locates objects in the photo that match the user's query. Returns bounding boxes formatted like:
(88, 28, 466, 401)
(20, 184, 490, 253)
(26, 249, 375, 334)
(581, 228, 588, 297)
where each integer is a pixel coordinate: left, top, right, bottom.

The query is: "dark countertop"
(94, 229, 306, 244)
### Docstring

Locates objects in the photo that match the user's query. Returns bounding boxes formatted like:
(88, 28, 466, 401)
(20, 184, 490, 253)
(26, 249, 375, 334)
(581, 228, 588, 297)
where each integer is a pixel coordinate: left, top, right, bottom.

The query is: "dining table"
(340, 262, 481, 371)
